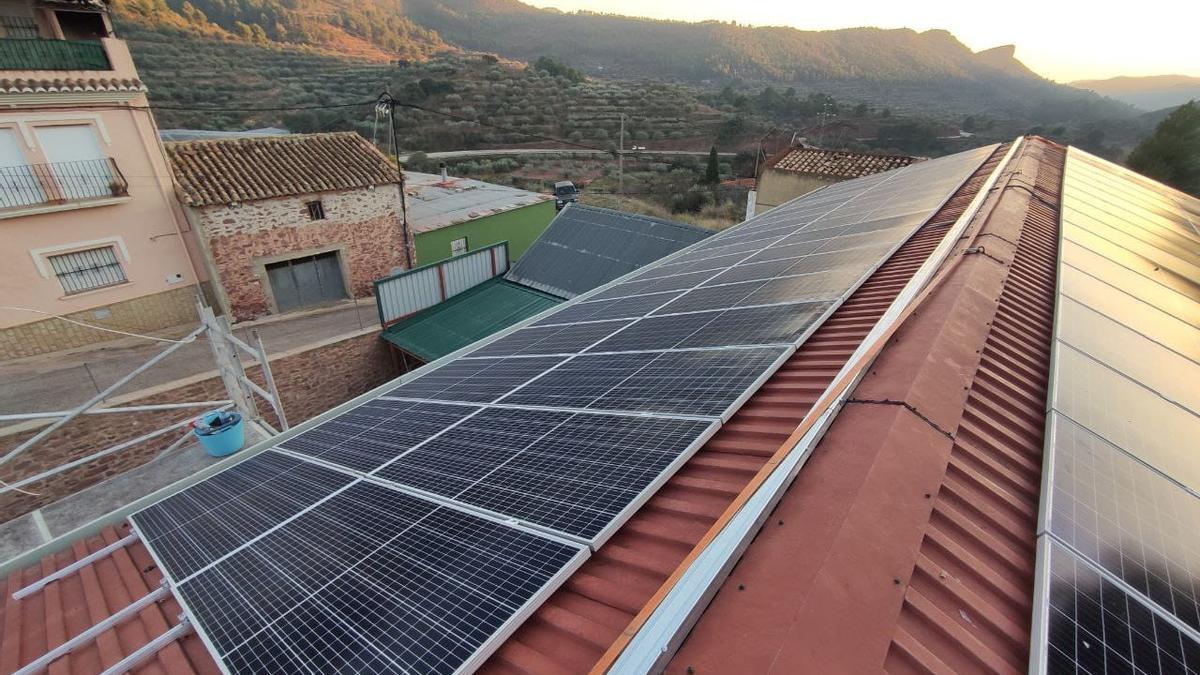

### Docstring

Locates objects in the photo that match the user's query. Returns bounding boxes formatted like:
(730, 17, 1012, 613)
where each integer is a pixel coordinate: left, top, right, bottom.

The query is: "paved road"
(0, 301, 379, 415)
(400, 148, 736, 161)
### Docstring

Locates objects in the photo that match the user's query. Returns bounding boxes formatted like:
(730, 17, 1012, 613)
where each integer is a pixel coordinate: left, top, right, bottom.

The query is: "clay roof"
(164, 132, 400, 207)
(0, 77, 145, 94)
(767, 146, 920, 179)
(0, 137, 1103, 675)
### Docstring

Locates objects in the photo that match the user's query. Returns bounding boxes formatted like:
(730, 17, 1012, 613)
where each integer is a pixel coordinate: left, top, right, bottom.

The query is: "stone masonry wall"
(0, 285, 203, 360)
(0, 330, 396, 523)
(198, 185, 414, 322)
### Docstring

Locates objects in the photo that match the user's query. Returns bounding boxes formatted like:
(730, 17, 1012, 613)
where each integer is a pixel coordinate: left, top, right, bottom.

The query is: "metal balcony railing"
(0, 158, 128, 210)
(0, 37, 109, 70)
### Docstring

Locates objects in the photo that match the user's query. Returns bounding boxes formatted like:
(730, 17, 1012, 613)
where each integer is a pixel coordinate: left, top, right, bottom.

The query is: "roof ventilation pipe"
(440, 162, 448, 182)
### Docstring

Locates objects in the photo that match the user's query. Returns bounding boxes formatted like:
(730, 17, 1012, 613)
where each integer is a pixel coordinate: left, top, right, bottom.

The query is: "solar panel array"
(1034, 148, 1200, 673)
(504, 204, 713, 299)
(131, 144, 997, 674)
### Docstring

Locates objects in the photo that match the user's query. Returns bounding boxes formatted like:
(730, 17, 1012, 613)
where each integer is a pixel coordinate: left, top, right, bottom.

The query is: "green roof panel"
(382, 278, 562, 362)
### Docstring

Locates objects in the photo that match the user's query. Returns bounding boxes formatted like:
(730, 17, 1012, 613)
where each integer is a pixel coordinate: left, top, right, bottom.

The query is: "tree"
(704, 145, 720, 184)
(1127, 101, 1200, 196)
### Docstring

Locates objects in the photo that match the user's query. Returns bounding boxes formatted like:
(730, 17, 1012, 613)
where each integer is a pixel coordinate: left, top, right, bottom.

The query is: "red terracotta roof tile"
(1, 525, 219, 675)
(768, 147, 920, 179)
(165, 132, 399, 207)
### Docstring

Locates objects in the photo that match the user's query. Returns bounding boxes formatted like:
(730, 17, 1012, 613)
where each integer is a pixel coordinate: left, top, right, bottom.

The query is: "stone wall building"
(166, 132, 414, 321)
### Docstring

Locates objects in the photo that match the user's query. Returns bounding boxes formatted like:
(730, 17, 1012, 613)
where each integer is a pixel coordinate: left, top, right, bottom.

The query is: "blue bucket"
(194, 411, 245, 457)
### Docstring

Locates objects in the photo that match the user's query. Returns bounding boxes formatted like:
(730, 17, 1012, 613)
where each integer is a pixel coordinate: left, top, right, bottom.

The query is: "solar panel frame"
(1041, 413, 1200, 634)
(1032, 146, 1200, 673)
(1032, 538, 1200, 675)
(131, 478, 590, 675)
(363, 408, 720, 546)
(494, 346, 794, 422)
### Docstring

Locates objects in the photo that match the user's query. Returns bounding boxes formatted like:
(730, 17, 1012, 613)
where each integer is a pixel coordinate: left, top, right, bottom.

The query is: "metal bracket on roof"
(97, 618, 193, 675)
(12, 531, 140, 601)
(12, 586, 169, 675)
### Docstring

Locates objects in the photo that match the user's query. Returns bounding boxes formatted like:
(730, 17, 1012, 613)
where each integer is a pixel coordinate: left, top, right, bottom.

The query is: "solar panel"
(587, 301, 830, 353)
(388, 355, 564, 402)
(373, 408, 717, 542)
(131, 450, 356, 580)
(532, 290, 683, 327)
(1034, 147, 1200, 673)
(1046, 414, 1200, 633)
(131, 142, 999, 674)
(466, 319, 632, 357)
(279, 400, 480, 473)
(498, 347, 791, 419)
(161, 481, 587, 675)
(1040, 539, 1200, 675)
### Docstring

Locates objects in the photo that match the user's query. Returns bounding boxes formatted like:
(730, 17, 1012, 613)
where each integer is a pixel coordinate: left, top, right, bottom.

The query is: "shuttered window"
(48, 246, 127, 294)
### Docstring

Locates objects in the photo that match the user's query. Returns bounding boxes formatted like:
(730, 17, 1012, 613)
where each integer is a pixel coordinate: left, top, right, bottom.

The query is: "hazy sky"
(526, 0, 1199, 82)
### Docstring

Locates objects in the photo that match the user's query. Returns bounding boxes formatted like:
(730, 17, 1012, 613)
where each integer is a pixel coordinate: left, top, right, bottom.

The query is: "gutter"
(604, 137, 1026, 674)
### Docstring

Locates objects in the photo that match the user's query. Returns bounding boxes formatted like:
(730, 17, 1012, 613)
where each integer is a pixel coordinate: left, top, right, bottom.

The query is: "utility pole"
(817, 102, 833, 148)
(618, 112, 625, 195)
(383, 92, 414, 269)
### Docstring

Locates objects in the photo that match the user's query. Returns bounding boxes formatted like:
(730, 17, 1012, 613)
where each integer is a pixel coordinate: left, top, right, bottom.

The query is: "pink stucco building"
(0, 0, 205, 359)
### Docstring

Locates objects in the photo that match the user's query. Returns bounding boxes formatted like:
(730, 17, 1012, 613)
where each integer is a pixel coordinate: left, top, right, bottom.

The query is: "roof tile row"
(165, 132, 400, 207)
(769, 147, 919, 179)
(0, 78, 145, 94)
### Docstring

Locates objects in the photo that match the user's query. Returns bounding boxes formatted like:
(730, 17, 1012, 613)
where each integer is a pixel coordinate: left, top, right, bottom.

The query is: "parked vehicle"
(554, 180, 581, 210)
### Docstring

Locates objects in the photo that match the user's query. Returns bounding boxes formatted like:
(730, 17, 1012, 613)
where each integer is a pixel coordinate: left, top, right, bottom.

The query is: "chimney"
(439, 163, 448, 182)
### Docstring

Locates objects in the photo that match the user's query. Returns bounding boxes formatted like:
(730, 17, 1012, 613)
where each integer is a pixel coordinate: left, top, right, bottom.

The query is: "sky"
(526, 0, 1199, 82)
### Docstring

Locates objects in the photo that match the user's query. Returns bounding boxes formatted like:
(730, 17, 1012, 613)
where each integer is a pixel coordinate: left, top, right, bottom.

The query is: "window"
(34, 124, 115, 201)
(48, 246, 127, 294)
(53, 10, 109, 40)
(451, 237, 468, 257)
(306, 200, 326, 220)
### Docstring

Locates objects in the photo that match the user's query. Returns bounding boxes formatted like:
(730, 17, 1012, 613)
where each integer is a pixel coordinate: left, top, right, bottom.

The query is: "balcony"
(0, 37, 109, 70)
(0, 157, 128, 212)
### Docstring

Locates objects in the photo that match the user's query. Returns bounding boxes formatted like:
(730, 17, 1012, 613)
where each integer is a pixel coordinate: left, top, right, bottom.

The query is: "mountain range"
(1070, 75, 1200, 112)
(113, 0, 1143, 126)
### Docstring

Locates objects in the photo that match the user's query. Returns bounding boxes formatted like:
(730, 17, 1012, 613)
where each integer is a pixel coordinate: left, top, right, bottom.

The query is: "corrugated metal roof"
(0, 138, 1092, 675)
(404, 172, 552, 234)
(664, 138, 1065, 674)
(381, 278, 561, 362)
(505, 204, 713, 299)
(480, 143, 1014, 674)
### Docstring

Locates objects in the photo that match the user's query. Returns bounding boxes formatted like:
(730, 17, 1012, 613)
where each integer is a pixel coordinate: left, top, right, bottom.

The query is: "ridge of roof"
(481, 142, 1016, 674)
(665, 137, 1065, 674)
(165, 132, 400, 207)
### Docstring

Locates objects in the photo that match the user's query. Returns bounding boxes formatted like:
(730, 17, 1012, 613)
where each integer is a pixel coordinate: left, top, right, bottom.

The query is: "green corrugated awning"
(382, 278, 562, 362)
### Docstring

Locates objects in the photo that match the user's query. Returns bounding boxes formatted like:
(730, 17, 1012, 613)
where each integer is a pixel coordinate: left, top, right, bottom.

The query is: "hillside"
(403, 0, 1040, 83)
(1070, 75, 1200, 111)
